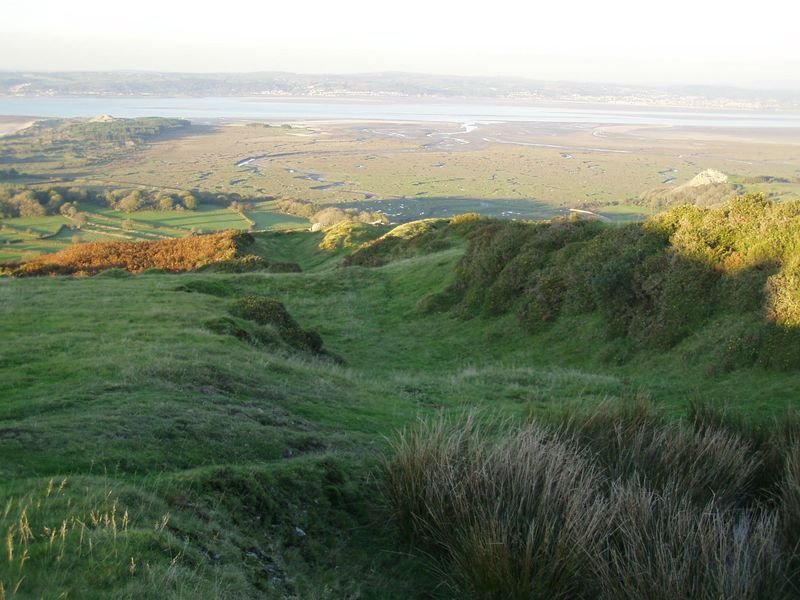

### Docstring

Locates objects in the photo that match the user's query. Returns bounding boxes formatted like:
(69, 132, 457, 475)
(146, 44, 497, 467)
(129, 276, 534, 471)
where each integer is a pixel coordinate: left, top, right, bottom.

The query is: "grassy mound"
(226, 295, 326, 356)
(317, 221, 389, 253)
(343, 214, 488, 267)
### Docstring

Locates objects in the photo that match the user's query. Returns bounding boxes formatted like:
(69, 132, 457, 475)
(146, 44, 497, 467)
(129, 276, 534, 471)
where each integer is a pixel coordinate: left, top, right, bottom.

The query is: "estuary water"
(1, 96, 800, 128)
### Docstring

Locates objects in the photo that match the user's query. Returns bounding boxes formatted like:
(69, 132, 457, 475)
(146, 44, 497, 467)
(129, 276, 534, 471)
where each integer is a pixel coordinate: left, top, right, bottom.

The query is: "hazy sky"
(3, 0, 800, 89)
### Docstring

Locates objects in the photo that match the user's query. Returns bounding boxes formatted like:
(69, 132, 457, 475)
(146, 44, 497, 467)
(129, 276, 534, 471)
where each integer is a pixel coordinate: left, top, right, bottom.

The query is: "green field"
(247, 200, 309, 230)
(110, 206, 251, 231)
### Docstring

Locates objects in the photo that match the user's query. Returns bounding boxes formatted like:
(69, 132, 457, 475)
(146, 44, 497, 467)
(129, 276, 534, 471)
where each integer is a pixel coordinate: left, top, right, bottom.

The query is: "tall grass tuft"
(596, 478, 788, 600)
(560, 397, 762, 507)
(386, 409, 800, 599)
(386, 415, 607, 599)
(781, 441, 800, 552)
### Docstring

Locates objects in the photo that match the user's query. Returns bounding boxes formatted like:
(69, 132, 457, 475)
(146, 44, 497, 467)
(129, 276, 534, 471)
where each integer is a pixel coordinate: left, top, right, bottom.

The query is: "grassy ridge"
(425, 195, 800, 372)
(0, 268, 443, 597)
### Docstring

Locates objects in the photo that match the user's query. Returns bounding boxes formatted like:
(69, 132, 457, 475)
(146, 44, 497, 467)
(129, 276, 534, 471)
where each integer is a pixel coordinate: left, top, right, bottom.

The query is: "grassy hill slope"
(1, 199, 799, 597)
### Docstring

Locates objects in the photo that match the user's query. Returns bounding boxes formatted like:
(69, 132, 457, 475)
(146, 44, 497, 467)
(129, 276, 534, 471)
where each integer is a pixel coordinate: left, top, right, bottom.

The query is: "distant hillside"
(1, 71, 797, 109)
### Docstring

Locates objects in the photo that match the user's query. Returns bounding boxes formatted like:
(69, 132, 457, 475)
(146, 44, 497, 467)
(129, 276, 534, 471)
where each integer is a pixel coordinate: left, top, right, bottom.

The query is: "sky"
(2, 0, 800, 89)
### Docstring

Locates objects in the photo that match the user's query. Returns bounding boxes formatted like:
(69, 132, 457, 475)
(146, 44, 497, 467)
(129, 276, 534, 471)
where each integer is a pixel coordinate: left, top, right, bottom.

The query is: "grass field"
(3, 116, 800, 263)
(1, 212, 799, 597)
(117, 206, 250, 231)
(0, 215, 73, 261)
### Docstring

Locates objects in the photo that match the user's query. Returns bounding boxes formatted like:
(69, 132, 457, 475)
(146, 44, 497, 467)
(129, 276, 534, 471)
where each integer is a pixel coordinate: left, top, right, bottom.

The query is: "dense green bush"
(195, 255, 301, 273)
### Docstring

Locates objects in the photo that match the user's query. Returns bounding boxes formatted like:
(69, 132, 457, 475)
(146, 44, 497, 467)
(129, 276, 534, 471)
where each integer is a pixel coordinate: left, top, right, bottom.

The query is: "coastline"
(2, 97, 800, 128)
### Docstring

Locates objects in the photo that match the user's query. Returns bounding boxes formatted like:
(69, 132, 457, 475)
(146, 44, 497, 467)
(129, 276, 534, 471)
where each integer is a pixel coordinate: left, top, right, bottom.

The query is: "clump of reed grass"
(596, 478, 787, 600)
(386, 406, 800, 599)
(560, 397, 762, 507)
(781, 441, 800, 553)
(386, 415, 607, 599)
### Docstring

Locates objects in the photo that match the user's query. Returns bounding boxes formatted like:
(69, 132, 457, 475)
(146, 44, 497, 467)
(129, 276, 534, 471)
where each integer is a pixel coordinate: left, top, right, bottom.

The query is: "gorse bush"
(636, 181, 739, 211)
(385, 407, 800, 599)
(1, 231, 257, 276)
(442, 195, 800, 369)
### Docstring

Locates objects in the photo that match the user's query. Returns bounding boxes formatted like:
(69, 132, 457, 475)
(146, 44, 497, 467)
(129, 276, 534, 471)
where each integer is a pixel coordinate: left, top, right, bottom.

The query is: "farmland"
(3, 116, 799, 260)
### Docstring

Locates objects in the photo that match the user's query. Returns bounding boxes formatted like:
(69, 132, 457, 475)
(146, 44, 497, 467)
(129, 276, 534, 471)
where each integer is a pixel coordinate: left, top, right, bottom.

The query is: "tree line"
(0, 185, 254, 219)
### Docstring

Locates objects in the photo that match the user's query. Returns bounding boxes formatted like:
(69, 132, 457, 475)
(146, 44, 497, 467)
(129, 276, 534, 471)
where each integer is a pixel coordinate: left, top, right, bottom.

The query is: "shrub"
(443, 196, 800, 369)
(196, 255, 267, 273)
(449, 212, 483, 225)
(767, 268, 800, 328)
(4, 231, 251, 276)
